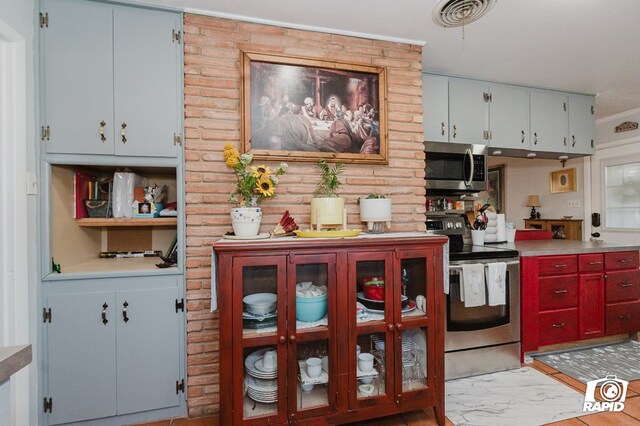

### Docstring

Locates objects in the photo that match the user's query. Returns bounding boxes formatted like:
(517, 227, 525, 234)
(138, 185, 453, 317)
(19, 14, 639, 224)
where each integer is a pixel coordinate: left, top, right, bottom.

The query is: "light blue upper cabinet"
(530, 90, 569, 153)
(568, 94, 596, 155)
(43, 0, 115, 155)
(42, 0, 182, 157)
(114, 7, 181, 157)
(422, 74, 449, 142)
(448, 78, 489, 144)
(488, 83, 530, 150)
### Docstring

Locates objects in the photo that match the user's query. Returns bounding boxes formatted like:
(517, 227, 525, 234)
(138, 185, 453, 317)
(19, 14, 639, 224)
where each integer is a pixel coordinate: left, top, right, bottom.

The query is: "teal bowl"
(296, 294, 328, 322)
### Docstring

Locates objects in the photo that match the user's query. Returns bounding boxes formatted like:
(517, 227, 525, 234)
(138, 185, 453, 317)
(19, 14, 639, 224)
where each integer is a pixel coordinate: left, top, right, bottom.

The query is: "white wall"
(0, 0, 37, 425)
(488, 156, 585, 230)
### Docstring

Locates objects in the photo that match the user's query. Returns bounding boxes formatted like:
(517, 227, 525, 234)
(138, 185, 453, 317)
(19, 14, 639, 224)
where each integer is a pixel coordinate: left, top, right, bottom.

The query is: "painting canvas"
(241, 52, 387, 164)
(478, 165, 504, 213)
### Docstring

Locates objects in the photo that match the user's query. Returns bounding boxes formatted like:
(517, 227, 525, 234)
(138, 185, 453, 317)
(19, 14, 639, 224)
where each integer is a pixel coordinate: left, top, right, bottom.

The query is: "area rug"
(534, 340, 640, 383)
(445, 367, 586, 426)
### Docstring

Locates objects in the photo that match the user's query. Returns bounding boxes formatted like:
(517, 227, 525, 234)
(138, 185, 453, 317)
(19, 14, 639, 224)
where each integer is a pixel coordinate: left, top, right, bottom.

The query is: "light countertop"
(0, 345, 32, 383)
(492, 240, 640, 257)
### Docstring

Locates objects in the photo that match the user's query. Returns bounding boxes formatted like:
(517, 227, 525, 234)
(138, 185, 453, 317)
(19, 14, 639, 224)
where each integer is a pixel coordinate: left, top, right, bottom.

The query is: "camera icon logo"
(583, 375, 628, 412)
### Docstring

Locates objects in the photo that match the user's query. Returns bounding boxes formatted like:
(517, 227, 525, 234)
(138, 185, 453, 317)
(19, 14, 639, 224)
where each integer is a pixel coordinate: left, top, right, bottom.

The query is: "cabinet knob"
(588, 261, 602, 265)
(552, 322, 565, 328)
(534, 132, 538, 145)
(521, 130, 525, 143)
(619, 259, 632, 264)
(396, 323, 404, 332)
(122, 301, 129, 323)
(619, 315, 631, 320)
(102, 303, 108, 325)
(99, 120, 106, 142)
(289, 335, 297, 344)
(553, 289, 568, 294)
(452, 125, 457, 139)
(621, 283, 633, 288)
(554, 264, 567, 268)
(279, 335, 286, 345)
(121, 122, 127, 144)
(387, 324, 395, 332)
(441, 122, 446, 136)
(572, 135, 576, 147)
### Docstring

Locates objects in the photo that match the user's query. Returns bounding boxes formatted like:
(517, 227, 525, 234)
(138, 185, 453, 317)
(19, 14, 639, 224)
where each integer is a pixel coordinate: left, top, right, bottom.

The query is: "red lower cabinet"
(606, 301, 640, 335)
(538, 309, 578, 346)
(579, 273, 605, 339)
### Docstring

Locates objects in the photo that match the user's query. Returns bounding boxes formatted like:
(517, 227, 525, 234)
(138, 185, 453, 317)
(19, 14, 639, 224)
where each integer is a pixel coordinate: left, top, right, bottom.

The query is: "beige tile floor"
(133, 363, 640, 425)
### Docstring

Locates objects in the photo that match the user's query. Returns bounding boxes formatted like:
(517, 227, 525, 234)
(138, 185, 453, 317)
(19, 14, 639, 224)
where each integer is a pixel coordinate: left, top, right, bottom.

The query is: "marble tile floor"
(132, 363, 640, 426)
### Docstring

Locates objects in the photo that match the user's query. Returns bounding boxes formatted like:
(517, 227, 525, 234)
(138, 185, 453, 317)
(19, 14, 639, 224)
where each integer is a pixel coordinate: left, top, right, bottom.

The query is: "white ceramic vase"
(310, 197, 345, 229)
(231, 207, 262, 237)
(359, 198, 392, 232)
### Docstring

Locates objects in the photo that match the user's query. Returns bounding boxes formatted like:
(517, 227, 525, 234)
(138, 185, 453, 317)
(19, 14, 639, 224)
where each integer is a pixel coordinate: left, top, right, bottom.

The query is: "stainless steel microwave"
(424, 142, 487, 194)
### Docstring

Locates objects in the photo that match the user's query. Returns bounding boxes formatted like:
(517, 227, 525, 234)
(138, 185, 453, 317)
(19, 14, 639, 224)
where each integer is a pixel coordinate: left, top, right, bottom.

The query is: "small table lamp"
(527, 195, 541, 219)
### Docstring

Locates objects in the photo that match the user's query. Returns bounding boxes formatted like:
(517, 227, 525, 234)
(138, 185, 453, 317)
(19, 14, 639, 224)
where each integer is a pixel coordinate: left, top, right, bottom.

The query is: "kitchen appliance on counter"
(426, 211, 521, 380)
(424, 142, 487, 194)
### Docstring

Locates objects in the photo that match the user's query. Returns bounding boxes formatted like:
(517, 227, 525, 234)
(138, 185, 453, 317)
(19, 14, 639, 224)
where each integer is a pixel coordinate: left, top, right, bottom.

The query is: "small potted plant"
(223, 143, 288, 236)
(358, 194, 392, 233)
(310, 158, 345, 229)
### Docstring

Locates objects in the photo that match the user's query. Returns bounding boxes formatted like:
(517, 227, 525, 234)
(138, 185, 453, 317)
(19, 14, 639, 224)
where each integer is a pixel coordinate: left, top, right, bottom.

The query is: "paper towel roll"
(497, 214, 506, 242)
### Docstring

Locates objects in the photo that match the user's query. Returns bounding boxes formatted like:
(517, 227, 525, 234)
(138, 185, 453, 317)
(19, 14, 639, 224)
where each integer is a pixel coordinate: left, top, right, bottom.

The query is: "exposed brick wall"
(183, 13, 424, 417)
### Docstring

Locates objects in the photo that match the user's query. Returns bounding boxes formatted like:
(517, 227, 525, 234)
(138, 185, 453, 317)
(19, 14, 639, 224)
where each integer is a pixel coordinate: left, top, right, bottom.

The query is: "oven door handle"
(449, 260, 520, 272)
(463, 148, 474, 188)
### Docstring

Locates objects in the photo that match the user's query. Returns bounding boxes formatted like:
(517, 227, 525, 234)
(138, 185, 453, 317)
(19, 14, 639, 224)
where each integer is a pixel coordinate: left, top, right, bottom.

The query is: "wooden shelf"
(76, 218, 177, 227)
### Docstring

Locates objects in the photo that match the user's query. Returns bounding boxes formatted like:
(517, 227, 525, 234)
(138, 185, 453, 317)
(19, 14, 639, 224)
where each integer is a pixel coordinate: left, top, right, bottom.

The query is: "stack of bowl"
(295, 282, 328, 322)
(361, 277, 384, 301)
(243, 293, 277, 329)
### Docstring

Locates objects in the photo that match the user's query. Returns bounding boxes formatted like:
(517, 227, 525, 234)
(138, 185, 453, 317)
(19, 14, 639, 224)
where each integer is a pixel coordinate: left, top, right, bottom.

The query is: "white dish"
(359, 384, 375, 396)
(223, 232, 270, 240)
(243, 293, 277, 315)
(301, 383, 314, 392)
(246, 375, 278, 392)
(245, 348, 278, 379)
(365, 300, 416, 314)
(359, 376, 374, 385)
(254, 358, 277, 373)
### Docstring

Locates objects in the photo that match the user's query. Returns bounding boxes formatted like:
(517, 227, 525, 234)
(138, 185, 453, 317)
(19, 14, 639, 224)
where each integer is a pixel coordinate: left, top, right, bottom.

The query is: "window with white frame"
(603, 157, 640, 230)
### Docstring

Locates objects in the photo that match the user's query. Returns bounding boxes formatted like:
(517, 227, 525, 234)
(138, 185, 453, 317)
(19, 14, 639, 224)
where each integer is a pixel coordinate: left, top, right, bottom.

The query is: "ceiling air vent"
(432, 0, 497, 27)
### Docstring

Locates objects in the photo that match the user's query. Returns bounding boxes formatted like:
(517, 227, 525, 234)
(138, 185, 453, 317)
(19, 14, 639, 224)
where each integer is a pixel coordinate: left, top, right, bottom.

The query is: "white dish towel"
(461, 264, 486, 307)
(486, 262, 507, 306)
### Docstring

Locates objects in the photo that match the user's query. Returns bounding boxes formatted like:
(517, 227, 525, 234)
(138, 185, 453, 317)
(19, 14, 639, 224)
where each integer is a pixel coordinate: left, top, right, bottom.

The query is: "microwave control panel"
(473, 155, 485, 181)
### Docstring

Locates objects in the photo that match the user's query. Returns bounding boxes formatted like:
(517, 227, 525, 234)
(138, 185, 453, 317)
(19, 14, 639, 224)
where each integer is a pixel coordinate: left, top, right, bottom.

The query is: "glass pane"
(605, 161, 640, 229)
(401, 258, 427, 318)
(551, 225, 566, 239)
(243, 346, 278, 420)
(295, 263, 329, 331)
(401, 328, 428, 392)
(357, 333, 386, 399)
(296, 340, 329, 411)
(356, 260, 386, 324)
(242, 265, 278, 336)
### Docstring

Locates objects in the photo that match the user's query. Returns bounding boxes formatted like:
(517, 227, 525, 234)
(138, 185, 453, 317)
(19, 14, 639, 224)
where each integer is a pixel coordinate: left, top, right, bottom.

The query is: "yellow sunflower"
(251, 165, 271, 177)
(256, 176, 275, 197)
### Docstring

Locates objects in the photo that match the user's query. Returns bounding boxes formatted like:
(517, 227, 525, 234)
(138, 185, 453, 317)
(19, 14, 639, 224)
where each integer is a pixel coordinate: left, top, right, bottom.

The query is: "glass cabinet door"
(233, 256, 287, 425)
(287, 253, 337, 421)
(348, 251, 395, 409)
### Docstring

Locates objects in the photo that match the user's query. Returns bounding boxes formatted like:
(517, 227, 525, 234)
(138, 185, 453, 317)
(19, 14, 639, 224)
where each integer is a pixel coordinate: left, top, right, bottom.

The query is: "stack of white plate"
(245, 348, 278, 403)
(246, 376, 277, 403)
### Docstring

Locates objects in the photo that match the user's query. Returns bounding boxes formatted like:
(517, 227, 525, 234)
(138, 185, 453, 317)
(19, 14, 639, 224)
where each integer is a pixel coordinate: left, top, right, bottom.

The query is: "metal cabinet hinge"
(173, 133, 183, 146)
(563, 102, 567, 112)
(483, 92, 490, 102)
(563, 137, 567, 146)
(175, 298, 185, 313)
(176, 379, 185, 394)
(172, 29, 181, 44)
(483, 130, 492, 140)
(43, 307, 52, 323)
(40, 13, 48, 28)
(43, 397, 52, 413)
(41, 126, 50, 141)
(591, 105, 595, 115)
(591, 139, 594, 148)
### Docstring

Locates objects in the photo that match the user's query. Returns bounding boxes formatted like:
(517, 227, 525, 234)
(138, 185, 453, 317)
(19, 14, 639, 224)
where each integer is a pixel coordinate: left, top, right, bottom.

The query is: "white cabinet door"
(116, 286, 181, 415)
(43, 0, 114, 155)
(530, 90, 568, 153)
(114, 7, 181, 157)
(569, 94, 595, 155)
(47, 291, 117, 425)
(423, 74, 449, 142)
(489, 84, 530, 150)
(449, 78, 489, 144)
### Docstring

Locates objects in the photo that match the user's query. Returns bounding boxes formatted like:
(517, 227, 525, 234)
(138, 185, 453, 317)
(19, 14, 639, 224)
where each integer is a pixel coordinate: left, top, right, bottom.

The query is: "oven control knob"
(455, 222, 462, 229)
(446, 222, 454, 229)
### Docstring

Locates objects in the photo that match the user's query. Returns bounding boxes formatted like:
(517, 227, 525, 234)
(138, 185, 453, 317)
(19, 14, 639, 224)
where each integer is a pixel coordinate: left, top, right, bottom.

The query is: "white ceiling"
(135, 0, 640, 119)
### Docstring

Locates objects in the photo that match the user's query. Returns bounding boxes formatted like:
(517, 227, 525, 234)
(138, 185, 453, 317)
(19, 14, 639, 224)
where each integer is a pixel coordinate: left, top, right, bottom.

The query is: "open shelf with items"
(215, 235, 446, 425)
(76, 218, 177, 227)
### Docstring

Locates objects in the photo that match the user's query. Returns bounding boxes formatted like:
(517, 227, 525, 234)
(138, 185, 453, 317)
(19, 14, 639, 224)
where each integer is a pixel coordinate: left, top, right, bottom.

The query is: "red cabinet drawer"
(579, 254, 603, 272)
(539, 255, 578, 276)
(605, 251, 639, 271)
(538, 309, 579, 346)
(606, 301, 640, 335)
(539, 275, 578, 311)
(606, 270, 640, 303)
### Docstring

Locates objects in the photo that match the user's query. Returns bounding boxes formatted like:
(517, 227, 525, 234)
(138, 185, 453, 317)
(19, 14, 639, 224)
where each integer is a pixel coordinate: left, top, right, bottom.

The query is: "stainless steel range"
(426, 211, 521, 380)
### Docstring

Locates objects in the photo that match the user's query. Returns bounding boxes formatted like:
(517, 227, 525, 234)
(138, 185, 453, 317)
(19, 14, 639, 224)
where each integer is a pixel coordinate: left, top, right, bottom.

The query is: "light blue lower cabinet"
(43, 276, 184, 425)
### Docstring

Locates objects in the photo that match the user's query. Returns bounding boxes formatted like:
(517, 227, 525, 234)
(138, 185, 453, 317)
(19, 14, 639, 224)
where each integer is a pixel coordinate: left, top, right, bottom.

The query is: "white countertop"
(0, 345, 31, 383)
(492, 240, 640, 257)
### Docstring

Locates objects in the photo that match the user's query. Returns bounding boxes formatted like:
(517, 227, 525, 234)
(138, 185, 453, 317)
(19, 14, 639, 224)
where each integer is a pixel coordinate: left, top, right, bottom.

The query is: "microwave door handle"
(464, 148, 474, 188)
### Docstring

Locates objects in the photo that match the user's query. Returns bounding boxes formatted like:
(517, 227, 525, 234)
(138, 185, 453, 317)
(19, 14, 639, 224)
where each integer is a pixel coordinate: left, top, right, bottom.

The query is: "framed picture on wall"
(478, 165, 505, 213)
(240, 51, 388, 164)
(550, 168, 577, 193)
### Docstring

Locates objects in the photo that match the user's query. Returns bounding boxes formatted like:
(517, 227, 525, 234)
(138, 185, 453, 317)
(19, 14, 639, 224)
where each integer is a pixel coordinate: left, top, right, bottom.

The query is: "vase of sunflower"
(223, 143, 288, 237)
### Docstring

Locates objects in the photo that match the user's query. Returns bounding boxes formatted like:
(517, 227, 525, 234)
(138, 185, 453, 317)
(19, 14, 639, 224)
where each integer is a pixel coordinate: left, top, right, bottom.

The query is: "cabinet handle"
(521, 130, 525, 143)
(619, 259, 632, 263)
(534, 132, 538, 145)
(396, 323, 404, 332)
(621, 283, 633, 288)
(554, 264, 567, 268)
(99, 120, 106, 142)
(588, 261, 602, 265)
(452, 125, 457, 139)
(121, 122, 127, 143)
(554, 289, 568, 294)
(288, 335, 297, 344)
(102, 303, 108, 325)
(441, 122, 445, 136)
(278, 335, 286, 345)
(123, 301, 129, 323)
(572, 135, 576, 147)
(387, 324, 395, 332)
(619, 315, 631, 320)
(552, 322, 565, 328)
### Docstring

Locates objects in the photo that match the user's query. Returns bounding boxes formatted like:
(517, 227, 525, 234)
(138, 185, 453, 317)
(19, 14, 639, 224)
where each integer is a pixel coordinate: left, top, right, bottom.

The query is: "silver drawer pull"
(619, 259, 632, 263)
(554, 264, 567, 268)
(554, 289, 568, 294)
(621, 283, 633, 288)
(552, 323, 565, 328)
(619, 315, 631, 320)
(589, 261, 602, 265)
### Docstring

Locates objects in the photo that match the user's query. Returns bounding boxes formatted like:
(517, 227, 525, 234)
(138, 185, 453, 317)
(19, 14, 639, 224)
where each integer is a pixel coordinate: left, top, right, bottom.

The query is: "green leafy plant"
(358, 194, 387, 204)
(313, 158, 344, 198)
